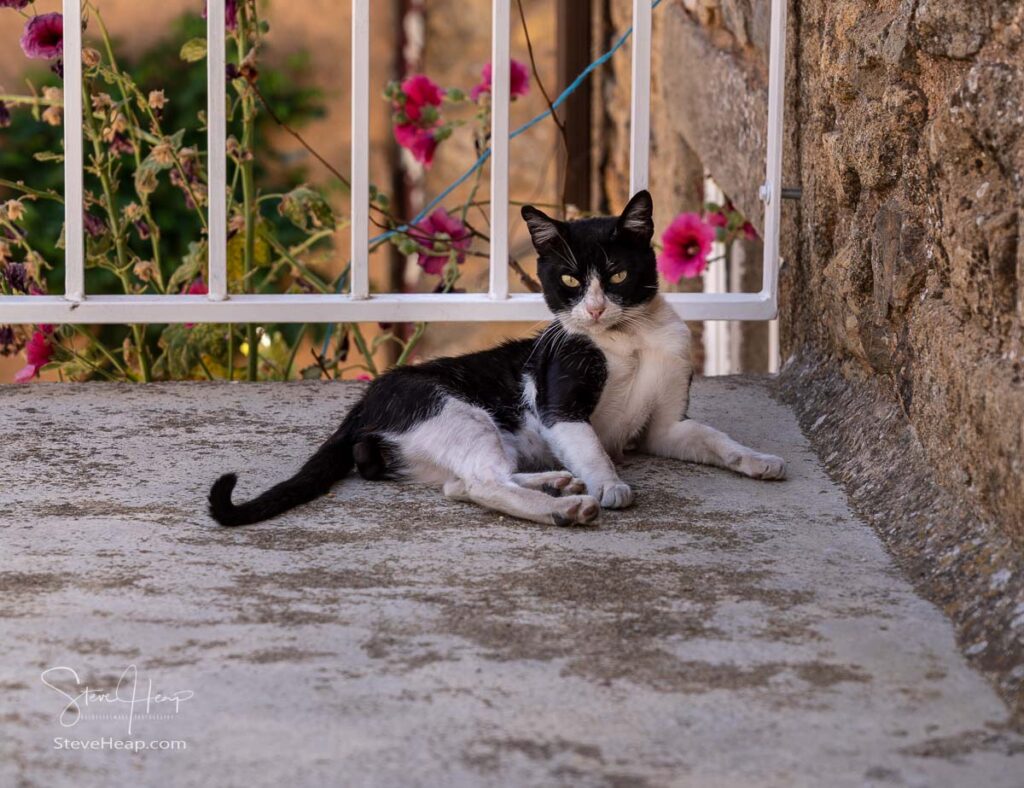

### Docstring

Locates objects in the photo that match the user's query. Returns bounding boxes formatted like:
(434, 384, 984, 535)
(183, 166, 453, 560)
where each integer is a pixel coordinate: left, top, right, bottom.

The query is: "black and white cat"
(208, 191, 785, 527)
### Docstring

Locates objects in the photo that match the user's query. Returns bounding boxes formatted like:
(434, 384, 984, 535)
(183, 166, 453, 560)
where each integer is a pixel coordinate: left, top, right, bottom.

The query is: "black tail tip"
(208, 473, 240, 526)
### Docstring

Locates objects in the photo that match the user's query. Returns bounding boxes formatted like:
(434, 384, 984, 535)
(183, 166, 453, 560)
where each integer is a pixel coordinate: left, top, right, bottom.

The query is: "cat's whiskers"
(555, 235, 581, 272)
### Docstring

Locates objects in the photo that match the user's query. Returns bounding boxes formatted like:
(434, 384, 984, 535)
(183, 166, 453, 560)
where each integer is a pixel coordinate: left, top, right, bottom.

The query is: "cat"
(208, 190, 785, 527)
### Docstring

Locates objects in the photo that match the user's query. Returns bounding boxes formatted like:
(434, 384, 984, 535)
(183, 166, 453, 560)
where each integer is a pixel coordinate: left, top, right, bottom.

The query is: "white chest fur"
(587, 297, 692, 454)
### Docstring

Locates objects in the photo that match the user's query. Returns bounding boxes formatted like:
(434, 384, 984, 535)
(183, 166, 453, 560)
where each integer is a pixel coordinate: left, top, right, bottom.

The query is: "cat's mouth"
(561, 309, 624, 335)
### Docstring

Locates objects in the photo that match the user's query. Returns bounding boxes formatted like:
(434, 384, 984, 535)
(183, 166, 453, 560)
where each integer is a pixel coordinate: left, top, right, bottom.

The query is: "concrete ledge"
(1, 377, 1022, 785)
(779, 350, 1024, 727)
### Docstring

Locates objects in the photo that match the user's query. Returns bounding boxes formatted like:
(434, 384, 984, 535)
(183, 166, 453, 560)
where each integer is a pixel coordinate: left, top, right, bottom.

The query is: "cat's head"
(521, 191, 658, 335)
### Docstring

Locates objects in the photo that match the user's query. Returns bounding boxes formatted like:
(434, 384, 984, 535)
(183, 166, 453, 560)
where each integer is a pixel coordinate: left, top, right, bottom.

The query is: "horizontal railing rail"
(0, 0, 787, 325)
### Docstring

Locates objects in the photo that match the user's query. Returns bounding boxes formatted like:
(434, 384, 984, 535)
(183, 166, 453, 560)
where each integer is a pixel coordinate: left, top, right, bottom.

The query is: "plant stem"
(348, 323, 378, 377)
(81, 79, 152, 382)
(261, 230, 333, 293)
(395, 323, 426, 366)
(0, 179, 64, 202)
(71, 325, 136, 380)
(89, 4, 164, 286)
(282, 324, 307, 380)
(238, 5, 259, 382)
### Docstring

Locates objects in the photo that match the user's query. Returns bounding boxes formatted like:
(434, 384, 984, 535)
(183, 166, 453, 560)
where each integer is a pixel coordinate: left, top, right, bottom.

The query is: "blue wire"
(323, 0, 663, 354)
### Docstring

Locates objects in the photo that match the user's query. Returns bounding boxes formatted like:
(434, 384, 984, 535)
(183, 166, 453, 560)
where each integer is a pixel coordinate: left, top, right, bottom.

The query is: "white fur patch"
(584, 295, 693, 454)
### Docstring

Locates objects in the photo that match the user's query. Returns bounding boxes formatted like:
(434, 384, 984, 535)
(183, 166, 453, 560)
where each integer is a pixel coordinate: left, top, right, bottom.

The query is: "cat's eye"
(560, 274, 580, 288)
(609, 270, 628, 284)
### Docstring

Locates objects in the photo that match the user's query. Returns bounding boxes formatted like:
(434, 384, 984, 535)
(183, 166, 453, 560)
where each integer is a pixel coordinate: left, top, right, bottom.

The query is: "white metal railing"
(0, 0, 787, 325)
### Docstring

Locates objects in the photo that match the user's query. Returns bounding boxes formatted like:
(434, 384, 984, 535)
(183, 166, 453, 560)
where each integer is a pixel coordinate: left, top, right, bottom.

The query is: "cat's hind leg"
(397, 398, 600, 525)
(643, 419, 786, 480)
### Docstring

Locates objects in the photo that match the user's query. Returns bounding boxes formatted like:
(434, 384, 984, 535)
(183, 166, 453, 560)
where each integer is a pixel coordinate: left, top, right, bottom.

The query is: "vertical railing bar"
(629, 0, 651, 195)
(350, 0, 371, 299)
(63, 0, 84, 302)
(488, 0, 510, 300)
(760, 0, 788, 310)
(207, 0, 228, 301)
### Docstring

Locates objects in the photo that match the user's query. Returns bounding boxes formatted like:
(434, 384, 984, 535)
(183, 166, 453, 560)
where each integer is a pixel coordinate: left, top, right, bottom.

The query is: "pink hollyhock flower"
(355, 372, 372, 381)
(400, 74, 444, 122)
(20, 13, 63, 60)
(409, 208, 471, 275)
(393, 123, 438, 167)
(707, 211, 728, 228)
(186, 278, 208, 295)
(741, 220, 759, 241)
(1, 0, 32, 9)
(392, 75, 446, 165)
(14, 329, 53, 383)
(658, 212, 715, 282)
(183, 278, 207, 328)
(470, 59, 530, 102)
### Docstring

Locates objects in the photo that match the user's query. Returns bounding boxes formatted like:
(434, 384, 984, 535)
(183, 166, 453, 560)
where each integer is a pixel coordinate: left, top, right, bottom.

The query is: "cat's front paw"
(550, 495, 601, 526)
(595, 480, 634, 509)
(738, 452, 787, 480)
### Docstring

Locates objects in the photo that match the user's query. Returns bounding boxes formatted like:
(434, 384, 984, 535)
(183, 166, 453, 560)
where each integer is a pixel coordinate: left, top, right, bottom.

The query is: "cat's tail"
(208, 416, 358, 527)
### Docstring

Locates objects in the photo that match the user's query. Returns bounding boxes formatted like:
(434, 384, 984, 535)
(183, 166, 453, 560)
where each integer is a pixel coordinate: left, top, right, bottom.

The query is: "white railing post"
(629, 0, 651, 195)
(62, 0, 84, 303)
(488, 0, 510, 301)
(207, 0, 228, 301)
(759, 0, 788, 315)
(350, 0, 371, 300)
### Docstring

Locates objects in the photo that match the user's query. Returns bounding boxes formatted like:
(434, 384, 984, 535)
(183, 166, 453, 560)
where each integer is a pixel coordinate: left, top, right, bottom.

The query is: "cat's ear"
(613, 190, 654, 245)
(521, 205, 568, 253)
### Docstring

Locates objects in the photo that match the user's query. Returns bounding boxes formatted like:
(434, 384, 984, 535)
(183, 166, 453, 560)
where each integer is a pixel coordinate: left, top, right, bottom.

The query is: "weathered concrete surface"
(780, 349, 1024, 725)
(1, 378, 1022, 787)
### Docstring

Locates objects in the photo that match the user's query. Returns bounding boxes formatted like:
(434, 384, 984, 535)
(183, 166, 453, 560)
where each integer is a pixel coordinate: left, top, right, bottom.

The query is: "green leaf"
(226, 231, 271, 286)
(277, 185, 336, 233)
(167, 240, 208, 293)
(395, 235, 420, 256)
(180, 38, 208, 63)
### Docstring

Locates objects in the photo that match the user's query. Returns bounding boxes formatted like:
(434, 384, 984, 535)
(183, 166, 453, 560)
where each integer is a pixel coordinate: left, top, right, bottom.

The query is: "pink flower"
(409, 208, 471, 275)
(707, 211, 728, 228)
(14, 329, 53, 383)
(355, 372, 372, 381)
(470, 59, 531, 102)
(392, 74, 446, 166)
(1, 0, 33, 9)
(741, 220, 759, 241)
(400, 74, 444, 121)
(394, 123, 438, 167)
(20, 13, 63, 60)
(183, 278, 207, 328)
(186, 278, 208, 295)
(658, 212, 715, 282)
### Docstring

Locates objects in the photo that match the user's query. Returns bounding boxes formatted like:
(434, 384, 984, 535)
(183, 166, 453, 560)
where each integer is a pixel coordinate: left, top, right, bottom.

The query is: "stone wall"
(787, 0, 1024, 544)
(599, 0, 1023, 542)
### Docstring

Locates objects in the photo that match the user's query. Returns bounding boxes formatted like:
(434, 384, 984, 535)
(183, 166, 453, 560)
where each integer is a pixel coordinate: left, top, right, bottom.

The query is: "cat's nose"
(587, 304, 606, 321)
